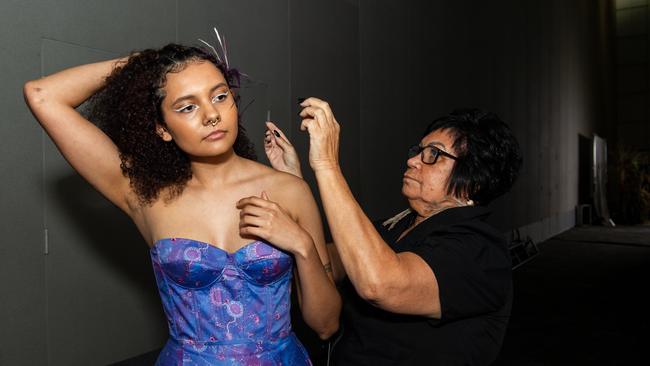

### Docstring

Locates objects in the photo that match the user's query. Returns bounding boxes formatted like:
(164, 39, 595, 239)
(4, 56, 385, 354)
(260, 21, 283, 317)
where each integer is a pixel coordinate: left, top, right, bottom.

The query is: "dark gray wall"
(611, 0, 649, 221)
(0, 0, 612, 365)
(0, 3, 48, 364)
(615, 0, 650, 151)
(290, 0, 361, 202)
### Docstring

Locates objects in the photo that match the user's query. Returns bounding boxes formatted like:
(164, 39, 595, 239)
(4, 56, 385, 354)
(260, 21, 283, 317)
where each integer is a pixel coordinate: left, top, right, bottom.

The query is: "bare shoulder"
(243, 159, 307, 187)
(240, 159, 312, 208)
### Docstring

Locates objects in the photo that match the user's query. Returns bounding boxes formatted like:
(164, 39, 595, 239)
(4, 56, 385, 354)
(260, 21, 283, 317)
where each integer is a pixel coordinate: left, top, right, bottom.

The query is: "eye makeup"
(211, 91, 229, 103)
(173, 104, 198, 113)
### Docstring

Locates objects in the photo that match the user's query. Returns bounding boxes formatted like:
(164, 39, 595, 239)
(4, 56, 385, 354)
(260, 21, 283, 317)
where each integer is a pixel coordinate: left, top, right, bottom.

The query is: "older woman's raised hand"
(298, 98, 341, 172)
(264, 121, 303, 178)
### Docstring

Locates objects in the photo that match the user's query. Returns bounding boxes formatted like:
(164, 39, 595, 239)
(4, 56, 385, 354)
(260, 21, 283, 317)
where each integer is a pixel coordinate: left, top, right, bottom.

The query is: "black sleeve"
(410, 232, 511, 323)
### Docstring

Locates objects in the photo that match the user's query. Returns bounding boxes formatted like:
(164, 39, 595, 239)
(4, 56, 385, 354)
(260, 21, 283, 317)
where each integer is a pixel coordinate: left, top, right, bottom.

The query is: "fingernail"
(274, 130, 280, 137)
(297, 97, 306, 103)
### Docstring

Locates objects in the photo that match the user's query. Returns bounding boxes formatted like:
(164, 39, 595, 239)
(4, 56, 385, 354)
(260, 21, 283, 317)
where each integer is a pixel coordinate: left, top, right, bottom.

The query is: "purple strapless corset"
(150, 238, 311, 365)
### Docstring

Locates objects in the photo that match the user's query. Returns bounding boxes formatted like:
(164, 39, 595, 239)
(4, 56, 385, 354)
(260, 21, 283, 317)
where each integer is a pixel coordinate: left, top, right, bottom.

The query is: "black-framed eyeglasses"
(407, 144, 458, 165)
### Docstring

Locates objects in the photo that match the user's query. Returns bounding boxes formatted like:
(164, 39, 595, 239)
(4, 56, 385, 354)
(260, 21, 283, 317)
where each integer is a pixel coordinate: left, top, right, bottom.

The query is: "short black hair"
(423, 108, 522, 205)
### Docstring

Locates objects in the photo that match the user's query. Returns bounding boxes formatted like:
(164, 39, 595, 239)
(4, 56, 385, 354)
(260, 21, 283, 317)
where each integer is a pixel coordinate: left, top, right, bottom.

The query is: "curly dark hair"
(88, 44, 257, 205)
(423, 109, 522, 205)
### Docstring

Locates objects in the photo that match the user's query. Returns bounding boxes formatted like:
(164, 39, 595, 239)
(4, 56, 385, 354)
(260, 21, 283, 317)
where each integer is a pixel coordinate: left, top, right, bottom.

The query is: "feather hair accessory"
(197, 27, 246, 93)
(198, 27, 229, 69)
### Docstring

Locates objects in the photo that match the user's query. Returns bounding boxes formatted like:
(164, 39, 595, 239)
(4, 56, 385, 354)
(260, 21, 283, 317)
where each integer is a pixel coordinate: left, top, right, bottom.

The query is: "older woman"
(262, 98, 522, 365)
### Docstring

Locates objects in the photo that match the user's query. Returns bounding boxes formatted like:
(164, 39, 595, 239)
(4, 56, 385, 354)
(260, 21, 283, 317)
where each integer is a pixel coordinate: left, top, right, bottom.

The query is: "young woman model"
(24, 44, 340, 365)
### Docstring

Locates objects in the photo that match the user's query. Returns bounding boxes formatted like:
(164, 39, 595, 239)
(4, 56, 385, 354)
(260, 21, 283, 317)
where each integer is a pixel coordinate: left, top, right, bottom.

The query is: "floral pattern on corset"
(150, 238, 311, 365)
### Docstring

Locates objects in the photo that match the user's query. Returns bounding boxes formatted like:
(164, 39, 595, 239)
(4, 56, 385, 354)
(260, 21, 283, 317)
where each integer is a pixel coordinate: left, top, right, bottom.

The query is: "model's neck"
(188, 149, 244, 188)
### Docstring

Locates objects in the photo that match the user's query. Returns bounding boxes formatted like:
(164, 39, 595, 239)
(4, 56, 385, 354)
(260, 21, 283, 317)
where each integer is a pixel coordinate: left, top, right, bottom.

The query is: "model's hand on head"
(237, 191, 313, 258)
(298, 97, 340, 173)
(264, 121, 303, 178)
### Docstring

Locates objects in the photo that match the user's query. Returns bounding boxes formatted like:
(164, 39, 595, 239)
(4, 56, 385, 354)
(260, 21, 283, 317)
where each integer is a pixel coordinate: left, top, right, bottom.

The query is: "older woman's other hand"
(237, 191, 312, 258)
(264, 122, 303, 178)
(299, 97, 340, 172)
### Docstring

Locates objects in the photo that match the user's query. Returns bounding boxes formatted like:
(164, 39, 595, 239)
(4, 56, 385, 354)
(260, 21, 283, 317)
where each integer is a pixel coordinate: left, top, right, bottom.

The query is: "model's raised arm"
(23, 58, 132, 214)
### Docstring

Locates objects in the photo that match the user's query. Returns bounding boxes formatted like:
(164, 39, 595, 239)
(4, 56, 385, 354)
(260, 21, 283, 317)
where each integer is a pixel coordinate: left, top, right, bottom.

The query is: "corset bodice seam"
(169, 331, 296, 346)
(152, 260, 181, 339)
(151, 238, 294, 289)
(154, 260, 293, 290)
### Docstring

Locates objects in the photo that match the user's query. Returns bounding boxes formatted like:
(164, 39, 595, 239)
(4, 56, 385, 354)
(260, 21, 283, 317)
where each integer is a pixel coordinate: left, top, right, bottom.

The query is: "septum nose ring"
(208, 115, 221, 127)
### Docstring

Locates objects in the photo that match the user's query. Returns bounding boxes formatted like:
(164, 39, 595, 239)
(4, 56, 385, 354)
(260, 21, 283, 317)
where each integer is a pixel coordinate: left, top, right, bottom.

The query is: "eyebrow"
(170, 82, 228, 106)
(422, 141, 448, 151)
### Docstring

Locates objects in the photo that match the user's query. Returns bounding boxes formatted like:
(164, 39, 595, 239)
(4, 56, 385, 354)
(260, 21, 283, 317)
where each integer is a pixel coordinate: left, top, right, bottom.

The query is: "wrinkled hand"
(264, 121, 303, 178)
(299, 97, 340, 172)
(237, 191, 311, 256)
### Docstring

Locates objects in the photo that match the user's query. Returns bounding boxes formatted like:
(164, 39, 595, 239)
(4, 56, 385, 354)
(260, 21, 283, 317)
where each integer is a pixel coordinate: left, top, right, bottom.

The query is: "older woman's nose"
(407, 154, 421, 169)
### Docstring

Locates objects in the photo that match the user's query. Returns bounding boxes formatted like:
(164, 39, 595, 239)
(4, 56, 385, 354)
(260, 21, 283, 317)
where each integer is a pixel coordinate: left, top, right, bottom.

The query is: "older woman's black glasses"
(408, 144, 458, 165)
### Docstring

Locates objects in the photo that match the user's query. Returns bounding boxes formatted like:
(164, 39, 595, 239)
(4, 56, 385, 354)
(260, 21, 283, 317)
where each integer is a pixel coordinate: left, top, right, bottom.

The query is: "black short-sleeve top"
(333, 206, 512, 366)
